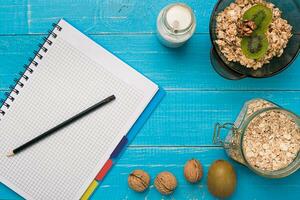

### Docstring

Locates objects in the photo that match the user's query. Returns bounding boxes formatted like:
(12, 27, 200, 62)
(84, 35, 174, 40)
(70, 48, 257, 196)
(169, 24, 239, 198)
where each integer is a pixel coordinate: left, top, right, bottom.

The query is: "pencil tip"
(6, 151, 14, 157)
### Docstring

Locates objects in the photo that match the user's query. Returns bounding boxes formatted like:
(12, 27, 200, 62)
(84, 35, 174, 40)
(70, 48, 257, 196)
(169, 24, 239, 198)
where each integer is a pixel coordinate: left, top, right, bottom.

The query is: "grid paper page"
(0, 19, 158, 200)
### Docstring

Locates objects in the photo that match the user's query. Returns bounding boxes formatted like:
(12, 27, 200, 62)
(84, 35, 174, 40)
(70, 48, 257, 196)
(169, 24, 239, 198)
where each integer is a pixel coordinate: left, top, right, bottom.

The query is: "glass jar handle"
(213, 122, 237, 147)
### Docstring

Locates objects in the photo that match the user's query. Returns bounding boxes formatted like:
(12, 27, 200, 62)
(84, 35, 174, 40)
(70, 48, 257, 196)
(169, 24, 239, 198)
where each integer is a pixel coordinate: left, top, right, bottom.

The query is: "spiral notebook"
(0, 19, 160, 200)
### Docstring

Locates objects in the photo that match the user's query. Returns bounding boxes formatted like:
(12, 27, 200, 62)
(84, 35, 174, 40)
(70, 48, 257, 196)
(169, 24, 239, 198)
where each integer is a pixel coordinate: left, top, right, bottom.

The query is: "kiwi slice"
(241, 33, 269, 59)
(243, 4, 272, 33)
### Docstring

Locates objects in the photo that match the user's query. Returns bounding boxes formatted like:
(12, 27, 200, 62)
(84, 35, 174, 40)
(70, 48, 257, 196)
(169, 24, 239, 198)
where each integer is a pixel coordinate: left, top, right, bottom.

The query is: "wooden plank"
(1, 91, 300, 146)
(91, 147, 300, 200)
(0, 35, 300, 91)
(0, 184, 22, 200)
(132, 90, 300, 146)
(0, 0, 216, 35)
(1, 147, 299, 200)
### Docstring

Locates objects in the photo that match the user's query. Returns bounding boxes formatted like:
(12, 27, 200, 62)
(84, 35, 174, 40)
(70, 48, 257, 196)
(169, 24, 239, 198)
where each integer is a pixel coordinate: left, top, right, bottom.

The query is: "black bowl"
(209, 0, 300, 80)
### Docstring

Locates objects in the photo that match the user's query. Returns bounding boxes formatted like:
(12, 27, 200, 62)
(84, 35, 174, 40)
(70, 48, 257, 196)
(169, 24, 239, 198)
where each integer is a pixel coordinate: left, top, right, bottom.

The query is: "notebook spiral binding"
(0, 22, 63, 120)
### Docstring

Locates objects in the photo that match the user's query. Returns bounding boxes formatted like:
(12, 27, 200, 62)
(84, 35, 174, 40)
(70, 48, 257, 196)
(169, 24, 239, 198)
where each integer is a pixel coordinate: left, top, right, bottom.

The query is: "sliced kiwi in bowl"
(241, 33, 269, 59)
(243, 4, 272, 33)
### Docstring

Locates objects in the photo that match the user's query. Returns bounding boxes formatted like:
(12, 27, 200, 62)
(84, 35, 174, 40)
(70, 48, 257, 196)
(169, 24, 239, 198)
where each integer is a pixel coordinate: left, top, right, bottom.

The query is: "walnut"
(237, 20, 257, 36)
(128, 170, 150, 192)
(184, 159, 203, 183)
(154, 172, 177, 195)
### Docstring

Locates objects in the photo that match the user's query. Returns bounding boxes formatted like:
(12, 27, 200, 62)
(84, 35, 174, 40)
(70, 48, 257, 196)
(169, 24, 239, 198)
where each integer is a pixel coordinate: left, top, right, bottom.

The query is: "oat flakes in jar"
(213, 98, 300, 178)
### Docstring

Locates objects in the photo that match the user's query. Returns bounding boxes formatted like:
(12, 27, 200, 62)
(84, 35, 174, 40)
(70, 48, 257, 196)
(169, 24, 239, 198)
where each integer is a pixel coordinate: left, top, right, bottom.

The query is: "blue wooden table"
(0, 0, 299, 199)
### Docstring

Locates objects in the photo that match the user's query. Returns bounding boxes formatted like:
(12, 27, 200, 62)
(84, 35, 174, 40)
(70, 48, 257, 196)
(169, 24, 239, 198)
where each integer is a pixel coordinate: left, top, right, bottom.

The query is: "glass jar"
(156, 3, 196, 48)
(213, 98, 300, 178)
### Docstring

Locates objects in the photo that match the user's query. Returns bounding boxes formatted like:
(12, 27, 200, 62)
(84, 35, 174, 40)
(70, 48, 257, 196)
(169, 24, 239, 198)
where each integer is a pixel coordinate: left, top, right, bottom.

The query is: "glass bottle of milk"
(157, 3, 196, 48)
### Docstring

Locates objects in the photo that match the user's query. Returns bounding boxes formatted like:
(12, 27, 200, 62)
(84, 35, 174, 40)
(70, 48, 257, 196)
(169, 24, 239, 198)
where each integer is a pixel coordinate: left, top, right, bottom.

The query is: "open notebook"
(0, 19, 159, 200)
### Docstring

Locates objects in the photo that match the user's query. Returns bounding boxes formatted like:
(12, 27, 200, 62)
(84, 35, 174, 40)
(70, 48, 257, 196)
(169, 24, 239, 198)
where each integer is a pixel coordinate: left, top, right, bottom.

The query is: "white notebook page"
(0, 19, 158, 200)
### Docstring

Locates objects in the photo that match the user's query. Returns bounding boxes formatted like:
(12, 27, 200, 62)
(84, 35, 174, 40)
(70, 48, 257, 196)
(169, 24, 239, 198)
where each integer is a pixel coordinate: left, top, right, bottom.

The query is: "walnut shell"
(128, 170, 150, 192)
(184, 159, 203, 183)
(154, 171, 177, 195)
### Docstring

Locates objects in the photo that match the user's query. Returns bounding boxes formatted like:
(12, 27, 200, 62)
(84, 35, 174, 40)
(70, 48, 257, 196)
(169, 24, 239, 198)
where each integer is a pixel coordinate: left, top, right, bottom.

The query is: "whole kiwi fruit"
(207, 160, 236, 198)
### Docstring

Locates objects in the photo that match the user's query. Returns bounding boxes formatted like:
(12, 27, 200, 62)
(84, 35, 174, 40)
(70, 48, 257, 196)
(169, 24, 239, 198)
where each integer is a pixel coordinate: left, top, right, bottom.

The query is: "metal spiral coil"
(19, 72, 29, 80)
(38, 44, 48, 53)
(53, 23, 62, 31)
(0, 110, 5, 115)
(0, 21, 62, 119)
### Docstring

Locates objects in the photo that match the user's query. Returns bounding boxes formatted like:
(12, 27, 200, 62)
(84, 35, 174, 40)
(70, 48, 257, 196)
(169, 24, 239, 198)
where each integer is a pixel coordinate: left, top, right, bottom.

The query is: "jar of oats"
(213, 98, 300, 178)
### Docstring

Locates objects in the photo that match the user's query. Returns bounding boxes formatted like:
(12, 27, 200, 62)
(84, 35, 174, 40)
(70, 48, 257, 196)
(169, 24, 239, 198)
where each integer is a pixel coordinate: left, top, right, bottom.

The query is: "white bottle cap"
(156, 3, 196, 48)
(165, 4, 193, 32)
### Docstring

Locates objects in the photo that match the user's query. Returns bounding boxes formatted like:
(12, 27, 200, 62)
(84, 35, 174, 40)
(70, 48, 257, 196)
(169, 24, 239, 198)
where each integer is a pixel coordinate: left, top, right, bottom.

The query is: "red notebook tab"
(95, 159, 113, 181)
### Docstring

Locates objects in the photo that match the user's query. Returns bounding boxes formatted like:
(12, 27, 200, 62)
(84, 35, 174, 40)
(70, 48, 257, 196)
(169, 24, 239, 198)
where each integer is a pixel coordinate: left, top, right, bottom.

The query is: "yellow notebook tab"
(81, 180, 99, 200)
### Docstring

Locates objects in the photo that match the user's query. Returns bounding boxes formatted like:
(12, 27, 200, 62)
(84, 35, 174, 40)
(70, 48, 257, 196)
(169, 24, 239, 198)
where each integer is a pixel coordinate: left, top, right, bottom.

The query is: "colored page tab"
(95, 159, 113, 181)
(110, 136, 128, 159)
(126, 89, 165, 142)
(81, 180, 98, 200)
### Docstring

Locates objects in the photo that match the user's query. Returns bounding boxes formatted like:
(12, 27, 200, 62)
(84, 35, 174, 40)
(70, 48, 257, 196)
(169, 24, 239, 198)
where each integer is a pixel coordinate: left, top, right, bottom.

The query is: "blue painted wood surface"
(0, 0, 300, 199)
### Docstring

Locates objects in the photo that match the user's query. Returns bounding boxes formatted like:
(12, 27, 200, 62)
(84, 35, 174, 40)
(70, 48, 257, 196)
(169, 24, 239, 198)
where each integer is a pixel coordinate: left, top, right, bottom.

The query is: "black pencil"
(7, 95, 116, 157)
